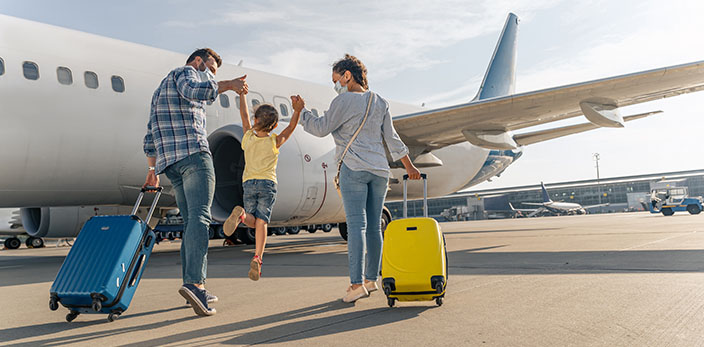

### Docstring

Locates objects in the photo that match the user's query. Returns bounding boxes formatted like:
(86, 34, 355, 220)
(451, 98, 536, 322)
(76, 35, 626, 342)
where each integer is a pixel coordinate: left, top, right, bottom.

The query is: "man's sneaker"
(342, 285, 369, 303)
(178, 284, 216, 316)
(223, 206, 245, 237)
(248, 255, 262, 281)
(185, 290, 218, 305)
(364, 281, 379, 294)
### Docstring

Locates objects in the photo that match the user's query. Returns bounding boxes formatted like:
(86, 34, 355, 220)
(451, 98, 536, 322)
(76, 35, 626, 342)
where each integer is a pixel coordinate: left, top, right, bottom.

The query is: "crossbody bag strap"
(338, 92, 374, 166)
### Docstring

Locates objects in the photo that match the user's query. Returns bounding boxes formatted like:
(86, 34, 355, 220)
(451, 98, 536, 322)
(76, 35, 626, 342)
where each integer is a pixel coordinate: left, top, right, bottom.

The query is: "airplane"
(0, 208, 36, 249)
(1, 12, 704, 243)
(520, 182, 610, 215)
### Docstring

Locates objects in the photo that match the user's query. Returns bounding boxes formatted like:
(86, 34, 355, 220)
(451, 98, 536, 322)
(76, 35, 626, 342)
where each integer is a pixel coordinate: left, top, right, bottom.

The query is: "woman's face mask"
(333, 80, 348, 95)
(333, 71, 349, 95)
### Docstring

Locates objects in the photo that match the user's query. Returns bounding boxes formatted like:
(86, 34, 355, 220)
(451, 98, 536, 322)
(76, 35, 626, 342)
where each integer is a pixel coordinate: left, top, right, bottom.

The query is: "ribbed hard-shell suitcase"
(382, 174, 447, 307)
(49, 187, 162, 322)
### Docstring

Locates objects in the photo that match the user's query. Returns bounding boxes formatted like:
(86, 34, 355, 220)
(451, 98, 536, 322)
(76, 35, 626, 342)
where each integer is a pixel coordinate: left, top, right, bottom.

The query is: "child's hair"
(253, 104, 279, 133)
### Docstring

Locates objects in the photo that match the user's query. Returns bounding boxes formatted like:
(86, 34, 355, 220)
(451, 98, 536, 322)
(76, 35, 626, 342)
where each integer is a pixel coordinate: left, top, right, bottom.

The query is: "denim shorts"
(242, 179, 277, 223)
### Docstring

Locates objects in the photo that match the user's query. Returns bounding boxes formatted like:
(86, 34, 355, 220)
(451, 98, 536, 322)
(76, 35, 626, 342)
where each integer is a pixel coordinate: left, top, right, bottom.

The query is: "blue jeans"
(339, 163, 389, 285)
(164, 151, 215, 285)
(243, 179, 277, 223)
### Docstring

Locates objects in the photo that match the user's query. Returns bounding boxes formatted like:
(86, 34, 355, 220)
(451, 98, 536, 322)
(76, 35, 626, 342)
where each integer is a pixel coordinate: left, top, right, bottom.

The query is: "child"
(223, 86, 304, 281)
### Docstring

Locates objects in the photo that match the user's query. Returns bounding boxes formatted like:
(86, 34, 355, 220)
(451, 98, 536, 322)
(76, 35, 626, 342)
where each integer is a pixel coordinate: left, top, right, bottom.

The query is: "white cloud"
(206, 0, 567, 84)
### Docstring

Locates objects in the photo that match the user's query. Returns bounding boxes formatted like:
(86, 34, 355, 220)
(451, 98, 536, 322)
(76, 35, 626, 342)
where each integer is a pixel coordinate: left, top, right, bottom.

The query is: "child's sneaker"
(223, 206, 245, 237)
(342, 285, 369, 303)
(248, 255, 262, 281)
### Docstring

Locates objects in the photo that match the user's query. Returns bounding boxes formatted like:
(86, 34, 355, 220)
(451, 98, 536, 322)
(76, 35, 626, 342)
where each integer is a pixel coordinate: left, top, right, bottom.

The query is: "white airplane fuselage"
(0, 15, 501, 236)
(542, 202, 586, 214)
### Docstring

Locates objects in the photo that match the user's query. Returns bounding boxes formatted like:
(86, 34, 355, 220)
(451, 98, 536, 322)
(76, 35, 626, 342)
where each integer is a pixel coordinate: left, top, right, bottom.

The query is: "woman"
(300, 54, 421, 303)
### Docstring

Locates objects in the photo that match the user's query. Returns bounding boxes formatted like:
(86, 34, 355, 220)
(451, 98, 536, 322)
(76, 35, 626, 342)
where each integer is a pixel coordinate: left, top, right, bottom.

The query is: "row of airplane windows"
(215, 94, 319, 118)
(0, 57, 320, 118)
(0, 57, 125, 92)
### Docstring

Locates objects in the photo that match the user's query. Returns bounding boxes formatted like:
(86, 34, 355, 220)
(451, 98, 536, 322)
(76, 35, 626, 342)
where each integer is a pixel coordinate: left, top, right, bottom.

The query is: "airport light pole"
(593, 153, 601, 204)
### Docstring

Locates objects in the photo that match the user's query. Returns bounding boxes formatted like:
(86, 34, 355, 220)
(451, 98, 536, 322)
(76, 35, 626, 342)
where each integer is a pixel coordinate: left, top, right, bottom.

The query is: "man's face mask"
(198, 58, 215, 81)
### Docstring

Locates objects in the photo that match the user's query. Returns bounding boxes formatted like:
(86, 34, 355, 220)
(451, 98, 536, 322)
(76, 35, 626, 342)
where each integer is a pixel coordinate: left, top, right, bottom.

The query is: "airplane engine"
(20, 206, 120, 238)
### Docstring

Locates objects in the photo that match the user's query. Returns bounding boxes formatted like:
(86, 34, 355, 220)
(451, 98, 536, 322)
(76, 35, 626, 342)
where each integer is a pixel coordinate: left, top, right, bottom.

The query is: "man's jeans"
(339, 163, 389, 285)
(164, 151, 215, 284)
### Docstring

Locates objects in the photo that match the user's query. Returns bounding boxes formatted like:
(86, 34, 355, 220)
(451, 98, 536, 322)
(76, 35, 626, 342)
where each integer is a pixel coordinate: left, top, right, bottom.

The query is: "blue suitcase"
(49, 187, 162, 322)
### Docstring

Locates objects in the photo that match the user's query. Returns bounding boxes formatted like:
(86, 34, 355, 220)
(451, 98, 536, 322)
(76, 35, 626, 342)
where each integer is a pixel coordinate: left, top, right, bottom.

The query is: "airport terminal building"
(386, 169, 704, 220)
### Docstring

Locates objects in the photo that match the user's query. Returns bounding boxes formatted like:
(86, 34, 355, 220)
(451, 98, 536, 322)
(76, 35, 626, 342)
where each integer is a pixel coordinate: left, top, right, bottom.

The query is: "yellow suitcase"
(382, 174, 447, 307)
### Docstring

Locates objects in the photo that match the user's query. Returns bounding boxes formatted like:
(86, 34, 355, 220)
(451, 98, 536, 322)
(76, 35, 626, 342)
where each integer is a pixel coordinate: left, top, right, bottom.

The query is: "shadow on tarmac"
(118, 300, 430, 346)
(0, 306, 192, 345)
(3, 242, 704, 288)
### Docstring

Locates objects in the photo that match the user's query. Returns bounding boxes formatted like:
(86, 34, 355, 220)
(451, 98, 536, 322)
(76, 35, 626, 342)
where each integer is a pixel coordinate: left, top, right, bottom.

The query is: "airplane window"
(312, 109, 319, 117)
(251, 99, 260, 107)
(23, 61, 39, 80)
(235, 95, 240, 109)
(57, 67, 73, 85)
(111, 76, 125, 93)
(84, 71, 99, 89)
(219, 94, 230, 108)
(0, 57, 4, 76)
(279, 103, 289, 117)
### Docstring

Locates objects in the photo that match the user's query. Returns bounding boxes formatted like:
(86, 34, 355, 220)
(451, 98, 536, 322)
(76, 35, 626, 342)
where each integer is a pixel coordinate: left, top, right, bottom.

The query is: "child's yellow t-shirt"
(241, 129, 279, 184)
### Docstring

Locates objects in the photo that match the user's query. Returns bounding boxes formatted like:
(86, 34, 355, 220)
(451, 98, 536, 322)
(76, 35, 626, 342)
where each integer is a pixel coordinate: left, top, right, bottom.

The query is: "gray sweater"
(300, 91, 409, 178)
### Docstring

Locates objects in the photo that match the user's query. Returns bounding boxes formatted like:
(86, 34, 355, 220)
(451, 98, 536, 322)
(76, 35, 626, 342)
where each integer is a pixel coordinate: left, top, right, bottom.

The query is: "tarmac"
(1, 212, 704, 346)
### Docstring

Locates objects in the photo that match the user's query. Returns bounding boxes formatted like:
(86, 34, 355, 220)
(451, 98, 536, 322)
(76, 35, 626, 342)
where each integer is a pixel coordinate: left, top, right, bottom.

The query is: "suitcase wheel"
(387, 298, 395, 307)
(49, 297, 59, 311)
(92, 299, 102, 312)
(435, 297, 443, 306)
(66, 311, 79, 322)
(107, 312, 120, 323)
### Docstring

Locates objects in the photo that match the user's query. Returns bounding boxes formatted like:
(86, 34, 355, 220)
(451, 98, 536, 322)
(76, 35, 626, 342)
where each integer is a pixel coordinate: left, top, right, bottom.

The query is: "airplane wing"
(513, 111, 661, 146)
(526, 207, 546, 218)
(393, 60, 704, 150)
(583, 203, 610, 209)
(521, 202, 546, 206)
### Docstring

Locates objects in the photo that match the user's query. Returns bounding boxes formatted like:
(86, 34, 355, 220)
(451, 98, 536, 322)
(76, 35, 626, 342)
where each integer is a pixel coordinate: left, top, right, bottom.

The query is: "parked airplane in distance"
(519, 182, 609, 215)
(1, 13, 703, 242)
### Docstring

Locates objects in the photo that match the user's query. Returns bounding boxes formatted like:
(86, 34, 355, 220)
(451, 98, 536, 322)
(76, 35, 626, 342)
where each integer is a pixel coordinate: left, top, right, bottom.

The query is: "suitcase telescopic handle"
(402, 174, 428, 218)
(132, 186, 163, 224)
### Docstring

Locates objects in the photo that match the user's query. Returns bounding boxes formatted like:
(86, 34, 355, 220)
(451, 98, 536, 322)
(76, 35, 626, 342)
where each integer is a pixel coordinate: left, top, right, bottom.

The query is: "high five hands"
(291, 95, 304, 112)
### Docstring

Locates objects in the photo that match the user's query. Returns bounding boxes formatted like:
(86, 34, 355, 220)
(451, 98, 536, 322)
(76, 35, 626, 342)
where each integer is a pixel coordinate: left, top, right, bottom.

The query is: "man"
(143, 48, 246, 316)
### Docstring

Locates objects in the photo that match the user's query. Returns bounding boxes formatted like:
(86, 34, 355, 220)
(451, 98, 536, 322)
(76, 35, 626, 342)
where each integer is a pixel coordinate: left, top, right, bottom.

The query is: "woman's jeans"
(339, 163, 389, 285)
(164, 151, 215, 285)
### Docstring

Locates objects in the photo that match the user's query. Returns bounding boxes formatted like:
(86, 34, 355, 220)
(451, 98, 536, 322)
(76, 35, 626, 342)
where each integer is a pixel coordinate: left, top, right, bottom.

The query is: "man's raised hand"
(232, 75, 247, 93)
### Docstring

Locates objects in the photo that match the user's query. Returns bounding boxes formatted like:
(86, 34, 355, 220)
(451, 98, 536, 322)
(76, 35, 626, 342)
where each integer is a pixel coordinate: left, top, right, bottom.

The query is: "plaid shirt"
(143, 66, 218, 174)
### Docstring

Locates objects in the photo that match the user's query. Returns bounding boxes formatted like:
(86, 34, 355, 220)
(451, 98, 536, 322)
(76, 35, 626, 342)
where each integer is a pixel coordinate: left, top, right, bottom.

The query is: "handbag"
(334, 92, 374, 196)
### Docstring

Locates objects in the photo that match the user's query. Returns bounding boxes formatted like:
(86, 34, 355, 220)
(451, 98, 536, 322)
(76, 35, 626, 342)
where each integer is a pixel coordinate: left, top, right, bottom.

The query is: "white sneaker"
(342, 285, 369, 303)
(364, 281, 379, 294)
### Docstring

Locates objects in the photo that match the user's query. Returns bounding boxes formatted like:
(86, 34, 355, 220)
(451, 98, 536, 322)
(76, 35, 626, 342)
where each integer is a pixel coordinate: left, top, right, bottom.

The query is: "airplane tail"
(540, 182, 552, 203)
(473, 13, 519, 101)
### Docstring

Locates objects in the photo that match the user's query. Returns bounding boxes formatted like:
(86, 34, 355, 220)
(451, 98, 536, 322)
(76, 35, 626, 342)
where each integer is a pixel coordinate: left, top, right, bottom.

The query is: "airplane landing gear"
(26, 236, 45, 248)
(4, 237, 21, 250)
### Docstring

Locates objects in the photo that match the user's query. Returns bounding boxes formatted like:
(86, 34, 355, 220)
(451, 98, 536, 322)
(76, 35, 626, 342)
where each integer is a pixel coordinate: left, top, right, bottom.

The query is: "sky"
(1, 0, 703, 190)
